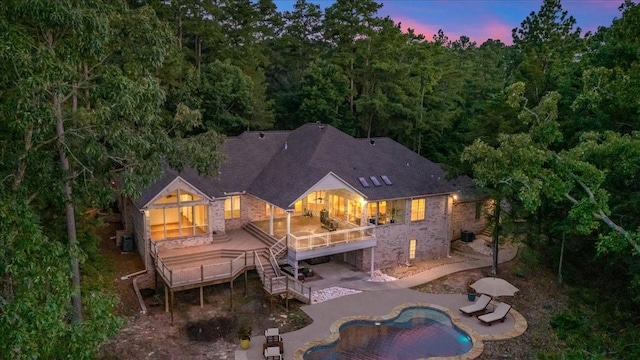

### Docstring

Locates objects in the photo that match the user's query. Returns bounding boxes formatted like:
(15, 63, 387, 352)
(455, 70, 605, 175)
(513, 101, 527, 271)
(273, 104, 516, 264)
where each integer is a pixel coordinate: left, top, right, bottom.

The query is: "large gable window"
(225, 195, 241, 219)
(149, 189, 208, 241)
(411, 198, 426, 222)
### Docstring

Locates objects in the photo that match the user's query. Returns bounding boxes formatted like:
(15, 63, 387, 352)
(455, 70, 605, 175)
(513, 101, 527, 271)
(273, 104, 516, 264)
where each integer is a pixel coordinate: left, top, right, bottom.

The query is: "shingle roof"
(136, 123, 461, 209)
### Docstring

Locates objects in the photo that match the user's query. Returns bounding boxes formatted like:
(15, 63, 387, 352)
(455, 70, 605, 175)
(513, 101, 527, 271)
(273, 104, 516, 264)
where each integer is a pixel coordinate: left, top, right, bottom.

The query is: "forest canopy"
(1, 0, 640, 358)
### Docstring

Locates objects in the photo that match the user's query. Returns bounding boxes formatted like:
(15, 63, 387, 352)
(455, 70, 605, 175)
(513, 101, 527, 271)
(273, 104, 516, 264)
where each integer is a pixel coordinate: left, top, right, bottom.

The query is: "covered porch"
(252, 215, 376, 274)
(252, 215, 375, 249)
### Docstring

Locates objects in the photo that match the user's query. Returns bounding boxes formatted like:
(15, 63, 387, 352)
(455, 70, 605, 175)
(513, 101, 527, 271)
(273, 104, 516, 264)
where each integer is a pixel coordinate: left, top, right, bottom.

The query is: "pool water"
(303, 306, 473, 360)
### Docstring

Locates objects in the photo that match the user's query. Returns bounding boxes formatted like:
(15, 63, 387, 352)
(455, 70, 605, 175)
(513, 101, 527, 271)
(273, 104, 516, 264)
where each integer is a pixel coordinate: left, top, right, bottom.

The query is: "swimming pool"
(302, 305, 473, 360)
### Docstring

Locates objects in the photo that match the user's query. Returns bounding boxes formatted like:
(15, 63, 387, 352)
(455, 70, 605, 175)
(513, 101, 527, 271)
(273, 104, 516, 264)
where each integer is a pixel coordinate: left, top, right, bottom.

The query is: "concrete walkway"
(236, 239, 524, 360)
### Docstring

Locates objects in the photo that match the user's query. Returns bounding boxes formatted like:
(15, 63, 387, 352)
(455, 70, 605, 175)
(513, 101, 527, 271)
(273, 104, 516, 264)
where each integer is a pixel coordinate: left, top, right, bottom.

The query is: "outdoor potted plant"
(237, 322, 252, 350)
(467, 282, 477, 301)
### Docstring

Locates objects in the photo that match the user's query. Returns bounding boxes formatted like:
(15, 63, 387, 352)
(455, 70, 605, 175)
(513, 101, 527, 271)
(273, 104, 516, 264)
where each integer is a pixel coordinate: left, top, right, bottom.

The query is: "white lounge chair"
(264, 345, 282, 360)
(459, 294, 492, 316)
(264, 327, 281, 343)
(477, 302, 512, 325)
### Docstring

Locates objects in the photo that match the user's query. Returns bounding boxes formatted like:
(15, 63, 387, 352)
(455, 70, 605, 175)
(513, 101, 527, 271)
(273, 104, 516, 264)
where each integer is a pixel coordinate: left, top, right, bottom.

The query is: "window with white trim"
(411, 198, 426, 221)
(225, 195, 241, 219)
(409, 239, 417, 260)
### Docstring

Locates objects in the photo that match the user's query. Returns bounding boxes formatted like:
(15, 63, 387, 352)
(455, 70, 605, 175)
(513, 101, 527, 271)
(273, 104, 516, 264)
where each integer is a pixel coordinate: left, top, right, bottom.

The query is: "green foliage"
(286, 310, 310, 329)
(298, 60, 349, 127)
(513, 244, 539, 278)
(546, 290, 640, 359)
(236, 322, 252, 340)
(197, 60, 255, 133)
(549, 312, 585, 338)
(0, 195, 122, 359)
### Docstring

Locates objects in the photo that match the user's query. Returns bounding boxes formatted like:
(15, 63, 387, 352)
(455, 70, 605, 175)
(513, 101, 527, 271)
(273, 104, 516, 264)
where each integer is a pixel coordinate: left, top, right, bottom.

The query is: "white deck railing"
(157, 250, 256, 288)
(289, 225, 375, 251)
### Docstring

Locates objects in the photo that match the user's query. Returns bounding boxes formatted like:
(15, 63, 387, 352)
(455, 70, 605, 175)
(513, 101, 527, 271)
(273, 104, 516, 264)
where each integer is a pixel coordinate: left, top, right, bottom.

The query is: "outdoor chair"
(477, 302, 512, 326)
(263, 345, 282, 360)
(264, 327, 282, 343)
(459, 294, 492, 316)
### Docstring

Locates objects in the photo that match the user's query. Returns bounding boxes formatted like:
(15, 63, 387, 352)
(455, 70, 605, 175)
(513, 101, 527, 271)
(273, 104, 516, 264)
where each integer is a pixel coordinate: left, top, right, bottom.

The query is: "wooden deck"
(152, 228, 312, 321)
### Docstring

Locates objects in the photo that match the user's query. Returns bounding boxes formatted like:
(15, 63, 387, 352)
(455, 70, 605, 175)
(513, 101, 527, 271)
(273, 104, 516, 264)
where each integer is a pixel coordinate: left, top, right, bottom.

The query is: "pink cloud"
(394, 15, 439, 40)
(394, 15, 513, 45)
(476, 21, 513, 45)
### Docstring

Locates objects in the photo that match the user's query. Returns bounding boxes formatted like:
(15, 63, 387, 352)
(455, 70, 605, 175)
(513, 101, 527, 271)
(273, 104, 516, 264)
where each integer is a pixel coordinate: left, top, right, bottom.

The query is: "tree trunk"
(492, 199, 501, 275)
(558, 232, 565, 284)
(55, 92, 83, 323)
(84, 64, 91, 109)
(196, 36, 202, 74)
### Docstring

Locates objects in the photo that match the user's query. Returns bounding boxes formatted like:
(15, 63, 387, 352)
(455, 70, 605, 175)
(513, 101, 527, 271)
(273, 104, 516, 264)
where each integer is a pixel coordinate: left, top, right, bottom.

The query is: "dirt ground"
(97, 221, 567, 360)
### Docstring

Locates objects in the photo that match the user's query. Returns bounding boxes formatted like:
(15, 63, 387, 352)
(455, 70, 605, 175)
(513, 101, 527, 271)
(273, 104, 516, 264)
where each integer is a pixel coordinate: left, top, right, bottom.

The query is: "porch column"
(269, 204, 274, 236)
(361, 201, 368, 225)
(370, 247, 375, 277)
(286, 211, 291, 248)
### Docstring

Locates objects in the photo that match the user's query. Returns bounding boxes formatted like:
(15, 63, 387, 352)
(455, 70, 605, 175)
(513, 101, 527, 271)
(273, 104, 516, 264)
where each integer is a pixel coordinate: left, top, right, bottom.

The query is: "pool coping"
(293, 302, 527, 360)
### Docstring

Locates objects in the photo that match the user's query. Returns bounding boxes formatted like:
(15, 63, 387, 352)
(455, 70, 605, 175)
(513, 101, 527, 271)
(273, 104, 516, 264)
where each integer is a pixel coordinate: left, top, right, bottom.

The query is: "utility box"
(461, 230, 475, 243)
(121, 234, 134, 252)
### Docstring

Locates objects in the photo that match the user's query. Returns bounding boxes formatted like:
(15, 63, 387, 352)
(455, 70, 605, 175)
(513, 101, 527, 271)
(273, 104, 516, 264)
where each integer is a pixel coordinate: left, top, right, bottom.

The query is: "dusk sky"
(273, 0, 632, 45)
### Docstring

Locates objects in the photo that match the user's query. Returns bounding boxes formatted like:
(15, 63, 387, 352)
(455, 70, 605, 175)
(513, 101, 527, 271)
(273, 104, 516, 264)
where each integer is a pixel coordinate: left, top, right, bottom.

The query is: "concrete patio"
(235, 239, 526, 360)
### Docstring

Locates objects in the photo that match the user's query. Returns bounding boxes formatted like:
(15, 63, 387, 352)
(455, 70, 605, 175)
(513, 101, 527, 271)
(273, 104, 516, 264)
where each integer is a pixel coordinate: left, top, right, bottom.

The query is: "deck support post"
(285, 277, 289, 311)
(370, 247, 375, 277)
(170, 289, 174, 323)
(230, 279, 234, 310)
(164, 285, 169, 312)
(244, 269, 248, 294)
(200, 286, 204, 308)
(154, 270, 158, 294)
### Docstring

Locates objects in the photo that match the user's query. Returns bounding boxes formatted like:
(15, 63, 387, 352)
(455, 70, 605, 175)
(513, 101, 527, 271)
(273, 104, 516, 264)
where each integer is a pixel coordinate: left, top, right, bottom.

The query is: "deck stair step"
(211, 232, 232, 243)
(481, 223, 495, 237)
(243, 223, 278, 247)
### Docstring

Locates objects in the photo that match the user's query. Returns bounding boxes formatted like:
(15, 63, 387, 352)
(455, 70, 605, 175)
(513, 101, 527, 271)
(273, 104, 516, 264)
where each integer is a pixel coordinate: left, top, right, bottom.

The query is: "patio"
(235, 239, 525, 360)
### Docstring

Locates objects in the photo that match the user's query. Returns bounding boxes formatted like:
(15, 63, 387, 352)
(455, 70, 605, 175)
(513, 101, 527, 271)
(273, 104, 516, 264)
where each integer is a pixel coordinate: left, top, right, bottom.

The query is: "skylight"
(381, 175, 392, 185)
(358, 177, 370, 187)
(370, 176, 381, 186)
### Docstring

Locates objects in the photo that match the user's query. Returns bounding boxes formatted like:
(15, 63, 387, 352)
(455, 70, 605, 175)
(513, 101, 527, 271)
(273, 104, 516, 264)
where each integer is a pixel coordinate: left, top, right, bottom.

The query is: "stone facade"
(123, 180, 487, 275)
(451, 199, 491, 240)
(209, 200, 225, 234)
(358, 194, 452, 271)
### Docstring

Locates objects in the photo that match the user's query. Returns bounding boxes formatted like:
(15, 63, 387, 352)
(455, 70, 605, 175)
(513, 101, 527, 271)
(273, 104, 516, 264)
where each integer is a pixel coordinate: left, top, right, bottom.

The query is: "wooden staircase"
(259, 252, 278, 280)
(243, 223, 278, 246)
(244, 223, 311, 303)
(243, 223, 287, 259)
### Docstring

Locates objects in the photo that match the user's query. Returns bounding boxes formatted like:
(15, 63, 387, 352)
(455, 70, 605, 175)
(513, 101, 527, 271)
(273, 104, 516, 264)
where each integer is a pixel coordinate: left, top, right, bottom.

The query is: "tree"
(0, 1, 222, 356)
(267, 0, 326, 129)
(463, 82, 640, 277)
(0, 194, 122, 359)
(510, 0, 583, 103)
(197, 60, 255, 134)
(572, 0, 640, 137)
(324, 0, 383, 122)
(298, 60, 349, 126)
